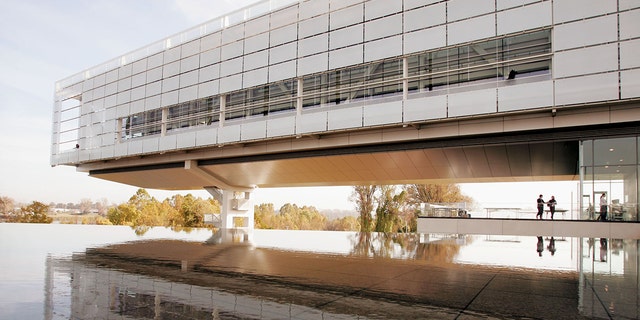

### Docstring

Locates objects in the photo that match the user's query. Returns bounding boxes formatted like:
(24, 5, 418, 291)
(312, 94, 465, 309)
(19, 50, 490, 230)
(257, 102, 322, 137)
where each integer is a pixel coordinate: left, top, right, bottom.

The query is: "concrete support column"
(205, 187, 254, 229)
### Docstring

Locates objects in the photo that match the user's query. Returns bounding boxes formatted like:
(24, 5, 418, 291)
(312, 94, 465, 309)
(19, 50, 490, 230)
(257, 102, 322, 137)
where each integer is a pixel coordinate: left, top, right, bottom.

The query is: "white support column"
(205, 187, 254, 230)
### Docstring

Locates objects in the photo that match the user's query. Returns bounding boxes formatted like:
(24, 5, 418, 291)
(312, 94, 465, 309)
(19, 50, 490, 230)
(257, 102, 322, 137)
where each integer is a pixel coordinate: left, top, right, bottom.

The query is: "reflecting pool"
(0, 224, 638, 319)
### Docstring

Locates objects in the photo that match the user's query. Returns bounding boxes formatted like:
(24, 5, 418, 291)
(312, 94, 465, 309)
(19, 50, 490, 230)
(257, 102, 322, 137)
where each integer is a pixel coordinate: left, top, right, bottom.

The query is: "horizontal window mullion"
(300, 78, 404, 101)
(59, 115, 81, 123)
(166, 111, 219, 123)
(58, 127, 80, 135)
(224, 95, 296, 113)
(405, 52, 551, 83)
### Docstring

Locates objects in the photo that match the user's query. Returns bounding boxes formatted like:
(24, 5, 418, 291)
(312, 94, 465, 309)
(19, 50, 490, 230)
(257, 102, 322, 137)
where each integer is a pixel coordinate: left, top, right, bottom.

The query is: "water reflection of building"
(420, 233, 640, 318)
(45, 255, 368, 320)
(43, 232, 640, 319)
(579, 238, 640, 319)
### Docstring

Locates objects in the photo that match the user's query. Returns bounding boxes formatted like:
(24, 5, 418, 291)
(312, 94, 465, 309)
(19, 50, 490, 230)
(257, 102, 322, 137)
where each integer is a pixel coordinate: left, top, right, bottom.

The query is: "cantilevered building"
(52, 0, 640, 226)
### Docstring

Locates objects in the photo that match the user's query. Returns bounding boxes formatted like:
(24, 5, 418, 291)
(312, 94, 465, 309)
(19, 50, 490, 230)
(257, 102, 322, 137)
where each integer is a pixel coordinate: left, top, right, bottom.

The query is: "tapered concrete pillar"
(205, 187, 254, 229)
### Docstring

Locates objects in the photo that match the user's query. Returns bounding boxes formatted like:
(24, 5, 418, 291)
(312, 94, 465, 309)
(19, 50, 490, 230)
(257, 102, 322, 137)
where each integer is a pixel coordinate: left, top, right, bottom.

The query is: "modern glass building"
(52, 0, 640, 224)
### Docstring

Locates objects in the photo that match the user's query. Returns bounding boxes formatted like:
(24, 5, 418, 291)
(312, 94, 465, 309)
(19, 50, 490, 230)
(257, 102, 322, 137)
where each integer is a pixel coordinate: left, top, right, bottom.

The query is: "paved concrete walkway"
(83, 239, 603, 319)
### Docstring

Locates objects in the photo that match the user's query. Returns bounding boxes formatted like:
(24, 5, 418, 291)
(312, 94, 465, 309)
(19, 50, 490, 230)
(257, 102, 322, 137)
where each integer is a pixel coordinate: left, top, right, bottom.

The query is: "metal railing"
(55, 0, 300, 90)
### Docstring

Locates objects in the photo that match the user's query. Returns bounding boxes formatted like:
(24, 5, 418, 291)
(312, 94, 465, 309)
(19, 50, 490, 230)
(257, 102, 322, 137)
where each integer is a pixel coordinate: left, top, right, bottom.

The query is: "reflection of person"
(537, 236, 544, 257)
(587, 238, 595, 257)
(547, 196, 557, 220)
(599, 193, 608, 221)
(586, 204, 595, 220)
(599, 238, 608, 262)
(547, 237, 556, 256)
(536, 195, 545, 219)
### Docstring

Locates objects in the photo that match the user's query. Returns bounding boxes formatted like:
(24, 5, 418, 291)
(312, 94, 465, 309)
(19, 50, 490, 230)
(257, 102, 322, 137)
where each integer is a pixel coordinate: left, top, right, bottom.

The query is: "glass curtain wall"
(116, 30, 551, 142)
(581, 137, 638, 221)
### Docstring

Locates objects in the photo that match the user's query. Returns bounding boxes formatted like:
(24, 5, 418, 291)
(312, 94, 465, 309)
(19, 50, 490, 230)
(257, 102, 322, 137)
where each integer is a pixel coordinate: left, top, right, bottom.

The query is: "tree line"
(1, 183, 471, 232)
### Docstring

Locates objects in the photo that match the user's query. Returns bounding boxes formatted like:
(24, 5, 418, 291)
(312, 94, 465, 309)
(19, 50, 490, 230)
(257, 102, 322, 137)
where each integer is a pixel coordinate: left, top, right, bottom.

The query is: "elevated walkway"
(417, 217, 640, 239)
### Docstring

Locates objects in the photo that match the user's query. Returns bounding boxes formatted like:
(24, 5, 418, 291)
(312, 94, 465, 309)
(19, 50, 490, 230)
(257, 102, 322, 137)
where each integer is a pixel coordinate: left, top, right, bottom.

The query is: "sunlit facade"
(52, 0, 640, 222)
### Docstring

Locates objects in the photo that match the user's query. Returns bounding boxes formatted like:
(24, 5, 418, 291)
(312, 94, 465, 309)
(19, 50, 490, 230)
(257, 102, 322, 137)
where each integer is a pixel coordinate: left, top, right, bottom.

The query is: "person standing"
(599, 193, 608, 221)
(536, 194, 545, 219)
(547, 196, 557, 220)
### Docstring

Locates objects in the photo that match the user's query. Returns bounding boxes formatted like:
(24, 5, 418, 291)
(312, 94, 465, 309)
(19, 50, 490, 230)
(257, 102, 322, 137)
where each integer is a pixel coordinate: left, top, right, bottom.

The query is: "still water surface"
(0, 223, 637, 319)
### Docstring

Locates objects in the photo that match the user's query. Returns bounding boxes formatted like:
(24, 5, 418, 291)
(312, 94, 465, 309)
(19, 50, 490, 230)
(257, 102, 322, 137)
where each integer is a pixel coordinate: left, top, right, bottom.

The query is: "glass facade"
(407, 30, 551, 92)
(116, 29, 551, 141)
(581, 137, 639, 222)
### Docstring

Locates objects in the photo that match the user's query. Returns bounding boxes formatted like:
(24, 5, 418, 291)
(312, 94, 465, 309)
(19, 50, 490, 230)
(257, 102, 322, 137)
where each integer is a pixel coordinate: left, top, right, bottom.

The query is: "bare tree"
(94, 198, 110, 216)
(0, 196, 16, 215)
(79, 198, 94, 214)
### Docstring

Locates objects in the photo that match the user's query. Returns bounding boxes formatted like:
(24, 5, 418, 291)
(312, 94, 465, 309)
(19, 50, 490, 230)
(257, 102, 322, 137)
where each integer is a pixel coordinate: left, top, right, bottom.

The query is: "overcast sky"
(0, 0, 578, 211)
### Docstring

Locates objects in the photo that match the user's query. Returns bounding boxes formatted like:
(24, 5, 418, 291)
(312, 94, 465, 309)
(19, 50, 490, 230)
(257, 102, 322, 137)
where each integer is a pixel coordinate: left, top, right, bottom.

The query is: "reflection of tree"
(351, 232, 374, 257)
(414, 239, 462, 263)
(133, 225, 150, 236)
(349, 232, 426, 260)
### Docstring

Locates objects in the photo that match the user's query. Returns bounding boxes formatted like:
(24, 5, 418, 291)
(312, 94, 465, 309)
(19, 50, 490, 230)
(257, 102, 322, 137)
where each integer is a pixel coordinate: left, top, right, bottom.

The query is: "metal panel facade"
(52, 0, 640, 168)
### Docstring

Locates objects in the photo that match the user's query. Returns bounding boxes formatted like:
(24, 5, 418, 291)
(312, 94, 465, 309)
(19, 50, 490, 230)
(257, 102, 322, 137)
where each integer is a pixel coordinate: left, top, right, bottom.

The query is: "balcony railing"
(55, 0, 300, 90)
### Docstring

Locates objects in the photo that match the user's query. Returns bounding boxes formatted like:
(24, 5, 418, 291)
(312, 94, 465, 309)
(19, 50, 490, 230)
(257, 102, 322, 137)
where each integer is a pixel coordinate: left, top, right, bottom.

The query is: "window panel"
(118, 29, 551, 140)
(225, 91, 247, 120)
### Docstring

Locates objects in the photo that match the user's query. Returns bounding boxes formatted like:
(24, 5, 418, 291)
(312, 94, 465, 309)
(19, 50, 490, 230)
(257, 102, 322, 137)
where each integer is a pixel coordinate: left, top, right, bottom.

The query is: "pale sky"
(0, 0, 578, 212)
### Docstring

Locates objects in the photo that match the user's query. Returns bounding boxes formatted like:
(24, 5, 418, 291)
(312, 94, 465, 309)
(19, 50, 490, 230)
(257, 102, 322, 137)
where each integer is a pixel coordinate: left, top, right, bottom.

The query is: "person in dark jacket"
(536, 194, 545, 219)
